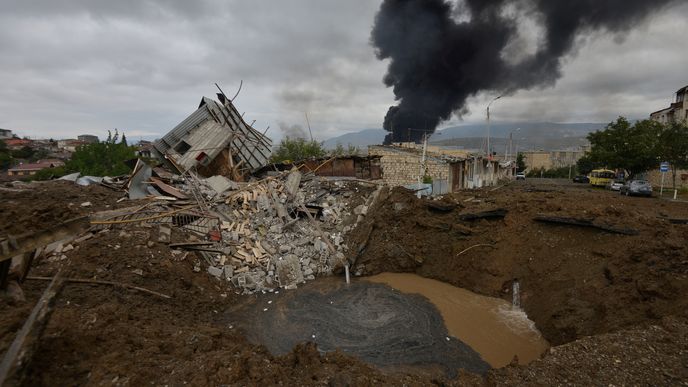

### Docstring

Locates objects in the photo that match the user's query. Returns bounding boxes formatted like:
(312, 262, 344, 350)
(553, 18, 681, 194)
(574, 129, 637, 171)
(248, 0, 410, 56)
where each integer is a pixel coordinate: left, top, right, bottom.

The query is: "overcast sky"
(1, 0, 687, 142)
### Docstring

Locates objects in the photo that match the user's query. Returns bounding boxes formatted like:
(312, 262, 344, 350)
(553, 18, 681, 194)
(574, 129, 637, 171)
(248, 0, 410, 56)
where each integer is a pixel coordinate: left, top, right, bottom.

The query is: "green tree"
(585, 117, 661, 179)
(331, 143, 345, 157)
(271, 136, 326, 163)
(330, 142, 361, 157)
(575, 154, 603, 175)
(657, 121, 688, 189)
(31, 166, 67, 181)
(347, 144, 361, 156)
(515, 152, 526, 172)
(11, 145, 34, 160)
(66, 129, 136, 176)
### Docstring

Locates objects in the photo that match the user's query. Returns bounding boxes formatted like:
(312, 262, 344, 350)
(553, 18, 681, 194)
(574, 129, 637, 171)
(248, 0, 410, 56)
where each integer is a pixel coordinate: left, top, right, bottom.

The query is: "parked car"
(516, 172, 526, 180)
(619, 180, 653, 197)
(606, 179, 624, 191)
(572, 175, 589, 183)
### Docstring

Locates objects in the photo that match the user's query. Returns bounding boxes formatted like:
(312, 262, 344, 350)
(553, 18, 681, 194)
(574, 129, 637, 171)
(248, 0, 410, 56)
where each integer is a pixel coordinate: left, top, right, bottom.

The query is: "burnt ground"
(1, 179, 688, 385)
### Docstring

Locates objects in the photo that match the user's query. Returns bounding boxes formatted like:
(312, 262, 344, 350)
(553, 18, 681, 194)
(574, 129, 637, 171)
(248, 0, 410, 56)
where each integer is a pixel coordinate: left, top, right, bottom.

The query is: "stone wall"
(646, 168, 688, 190)
(369, 147, 451, 187)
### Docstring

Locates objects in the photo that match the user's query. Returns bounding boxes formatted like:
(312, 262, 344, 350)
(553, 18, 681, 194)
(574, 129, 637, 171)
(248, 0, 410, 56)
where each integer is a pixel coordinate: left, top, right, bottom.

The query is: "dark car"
(573, 175, 589, 183)
(619, 180, 653, 197)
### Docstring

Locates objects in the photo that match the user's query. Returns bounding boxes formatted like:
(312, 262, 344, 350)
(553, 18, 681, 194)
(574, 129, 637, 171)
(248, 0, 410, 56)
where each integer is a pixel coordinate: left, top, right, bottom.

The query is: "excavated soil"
(348, 180, 688, 346)
(0, 180, 126, 235)
(1, 179, 688, 385)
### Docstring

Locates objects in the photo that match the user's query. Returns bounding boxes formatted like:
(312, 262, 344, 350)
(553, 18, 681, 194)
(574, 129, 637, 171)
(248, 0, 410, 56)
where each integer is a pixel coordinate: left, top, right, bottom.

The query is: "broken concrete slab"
(127, 159, 153, 200)
(76, 176, 104, 186)
(58, 172, 81, 182)
(275, 254, 304, 288)
(208, 266, 224, 278)
(158, 225, 172, 243)
(284, 169, 302, 196)
(205, 175, 238, 196)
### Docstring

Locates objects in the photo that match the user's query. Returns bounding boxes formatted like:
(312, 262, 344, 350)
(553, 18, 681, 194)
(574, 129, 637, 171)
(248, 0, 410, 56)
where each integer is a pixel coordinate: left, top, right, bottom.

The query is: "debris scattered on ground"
(83, 165, 378, 294)
(533, 214, 639, 235)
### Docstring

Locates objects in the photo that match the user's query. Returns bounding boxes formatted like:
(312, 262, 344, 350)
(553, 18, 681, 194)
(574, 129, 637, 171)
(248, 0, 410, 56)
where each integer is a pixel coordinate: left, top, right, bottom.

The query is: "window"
(174, 140, 191, 155)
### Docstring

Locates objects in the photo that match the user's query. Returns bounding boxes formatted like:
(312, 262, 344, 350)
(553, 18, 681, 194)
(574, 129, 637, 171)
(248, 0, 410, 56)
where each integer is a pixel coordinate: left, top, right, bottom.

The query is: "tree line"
(576, 117, 688, 188)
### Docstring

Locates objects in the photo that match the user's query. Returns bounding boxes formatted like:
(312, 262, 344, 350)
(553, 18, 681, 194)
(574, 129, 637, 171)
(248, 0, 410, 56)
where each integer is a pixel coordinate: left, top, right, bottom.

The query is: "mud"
(348, 181, 688, 346)
(367, 273, 549, 368)
(231, 277, 490, 377)
(2, 179, 688, 385)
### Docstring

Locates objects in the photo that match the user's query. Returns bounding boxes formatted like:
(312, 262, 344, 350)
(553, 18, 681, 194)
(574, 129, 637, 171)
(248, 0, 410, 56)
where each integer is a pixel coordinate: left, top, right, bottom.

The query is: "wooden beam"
(0, 273, 64, 385)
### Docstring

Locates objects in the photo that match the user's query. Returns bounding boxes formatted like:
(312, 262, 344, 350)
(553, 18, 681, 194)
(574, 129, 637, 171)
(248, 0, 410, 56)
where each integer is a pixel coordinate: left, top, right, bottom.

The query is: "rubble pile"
(203, 170, 378, 293)
(88, 167, 380, 295)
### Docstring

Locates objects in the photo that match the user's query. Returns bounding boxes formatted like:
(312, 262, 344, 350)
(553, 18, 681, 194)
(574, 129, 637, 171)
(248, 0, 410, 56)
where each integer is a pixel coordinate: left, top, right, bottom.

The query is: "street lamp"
(486, 94, 505, 158)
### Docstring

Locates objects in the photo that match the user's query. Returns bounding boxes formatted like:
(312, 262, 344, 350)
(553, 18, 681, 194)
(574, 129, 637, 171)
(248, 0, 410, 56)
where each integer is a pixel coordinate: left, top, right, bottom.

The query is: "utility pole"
(486, 94, 504, 159)
(418, 132, 428, 198)
(304, 112, 313, 142)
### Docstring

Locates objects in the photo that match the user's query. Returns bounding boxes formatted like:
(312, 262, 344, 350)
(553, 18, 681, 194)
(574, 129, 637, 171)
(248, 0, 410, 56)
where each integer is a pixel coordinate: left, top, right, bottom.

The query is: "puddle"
(367, 273, 549, 368)
(231, 277, 490, 377)
(230, 273, 548, 377)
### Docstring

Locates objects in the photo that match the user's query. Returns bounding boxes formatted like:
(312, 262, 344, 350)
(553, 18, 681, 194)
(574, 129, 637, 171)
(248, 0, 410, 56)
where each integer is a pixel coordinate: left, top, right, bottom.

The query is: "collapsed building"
(152, 95, 272, 181)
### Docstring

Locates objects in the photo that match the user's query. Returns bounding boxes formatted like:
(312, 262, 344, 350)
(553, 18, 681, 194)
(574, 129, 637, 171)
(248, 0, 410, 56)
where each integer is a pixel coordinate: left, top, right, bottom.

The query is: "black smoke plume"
(372, 0, 677, 144)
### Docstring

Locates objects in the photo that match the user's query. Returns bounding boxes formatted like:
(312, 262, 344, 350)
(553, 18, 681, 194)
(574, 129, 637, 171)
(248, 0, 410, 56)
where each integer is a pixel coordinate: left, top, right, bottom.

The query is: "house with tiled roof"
(7, 159, 65, 177)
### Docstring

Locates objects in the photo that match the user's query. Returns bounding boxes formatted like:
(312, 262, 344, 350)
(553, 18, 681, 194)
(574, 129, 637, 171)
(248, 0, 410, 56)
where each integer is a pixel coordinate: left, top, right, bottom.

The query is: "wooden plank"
(149, 177, 188, 199)
(0, 217, 89, 264)
(0, 273, 64, 385)
(533, 215, 639, 235)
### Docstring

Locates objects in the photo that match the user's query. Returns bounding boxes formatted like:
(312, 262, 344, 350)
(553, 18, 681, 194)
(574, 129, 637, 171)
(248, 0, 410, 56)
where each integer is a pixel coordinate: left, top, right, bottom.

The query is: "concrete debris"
(188, 171, 376, 295)
(158, 225, 172, 243)
(76, 176, 104, 186)
(207, 266, 224, 278)
(58, 172, 81, 182)
(127, 159, 153, 200)
(86, 159, 375, 295)
(205, 175, 238, 196)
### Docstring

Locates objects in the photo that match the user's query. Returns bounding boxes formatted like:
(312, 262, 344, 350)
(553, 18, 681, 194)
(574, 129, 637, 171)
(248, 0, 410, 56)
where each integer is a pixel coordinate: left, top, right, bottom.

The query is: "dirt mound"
(2, 225, 440, 386)
(347, 182, 688, 346)
(0, 181, 125, 235)
(3, 179, 688, 385)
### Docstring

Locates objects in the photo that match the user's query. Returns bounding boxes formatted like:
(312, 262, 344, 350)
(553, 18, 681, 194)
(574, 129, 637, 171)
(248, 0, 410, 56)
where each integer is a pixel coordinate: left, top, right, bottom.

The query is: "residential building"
(7, 159, 65, 176)
(77, 134, 99, 144)
(256, 156, 382, 180)
(0, 129, 12, 140)
(368, 145, 512, 194)
(153, 95, 272, 180)
(57, 139, 87, 152)
(521, 149, 585, 171)
(135, 140, 153, 158)
(650, 85, 688, 124)
(4, 138, 32, 150)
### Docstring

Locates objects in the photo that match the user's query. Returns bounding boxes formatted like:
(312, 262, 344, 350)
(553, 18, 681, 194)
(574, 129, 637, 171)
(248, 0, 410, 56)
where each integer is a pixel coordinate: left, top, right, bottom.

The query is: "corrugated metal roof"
(153, 96, 272, 174)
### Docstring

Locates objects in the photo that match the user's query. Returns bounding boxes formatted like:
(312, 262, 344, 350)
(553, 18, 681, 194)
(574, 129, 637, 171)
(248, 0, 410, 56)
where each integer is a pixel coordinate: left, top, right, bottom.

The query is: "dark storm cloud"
(0, 1, 686, 142)
(371, 0, 680, 143)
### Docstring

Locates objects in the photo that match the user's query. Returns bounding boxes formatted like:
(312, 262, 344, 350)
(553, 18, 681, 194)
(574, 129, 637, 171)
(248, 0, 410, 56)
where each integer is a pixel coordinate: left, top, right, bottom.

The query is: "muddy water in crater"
(367, 273, 549, 368)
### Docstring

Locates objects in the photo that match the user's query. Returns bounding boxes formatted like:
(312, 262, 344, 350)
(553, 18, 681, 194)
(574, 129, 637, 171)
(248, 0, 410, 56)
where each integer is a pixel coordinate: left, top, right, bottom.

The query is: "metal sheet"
(155, 96, 272, 174)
